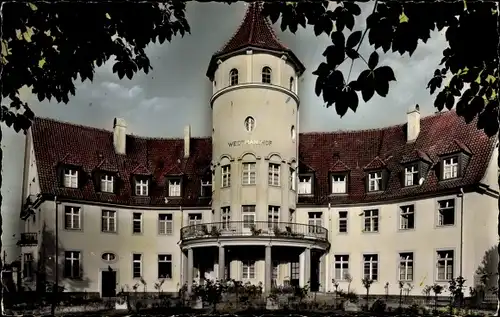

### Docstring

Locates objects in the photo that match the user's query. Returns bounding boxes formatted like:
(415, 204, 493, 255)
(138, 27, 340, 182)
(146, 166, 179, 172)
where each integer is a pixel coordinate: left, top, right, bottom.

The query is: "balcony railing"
(180, 221, 328, 242)
(17, 233, 38, 246)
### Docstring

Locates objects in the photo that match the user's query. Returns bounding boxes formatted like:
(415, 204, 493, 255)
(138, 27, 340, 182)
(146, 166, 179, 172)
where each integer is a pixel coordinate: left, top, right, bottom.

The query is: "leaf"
(105, 13, 112, 20)
(346, 31, 362, 49)
(314, 23, 323, 36)
(486, 74, 496, 83)
(315, 79, 323, 97)
(399, 12, 409, 23)
(330, 31, 345, 50)
(343, 2, 361, 16)
(312, 62, 331, 77)
(346, 48, 359, 60)
(28, 2, 38, 11)
(358, 70, 375, 102)
(445, 93, 455, 110)
(434, 91, 447, 111)
(344, 12, 355, 31)
(368, 51, 379, 70)
(374, 66, 396, 82)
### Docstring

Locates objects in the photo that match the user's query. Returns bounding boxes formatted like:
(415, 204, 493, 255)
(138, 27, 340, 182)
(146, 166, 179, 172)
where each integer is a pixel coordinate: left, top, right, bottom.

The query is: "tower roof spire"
(206, 2, 305, 79)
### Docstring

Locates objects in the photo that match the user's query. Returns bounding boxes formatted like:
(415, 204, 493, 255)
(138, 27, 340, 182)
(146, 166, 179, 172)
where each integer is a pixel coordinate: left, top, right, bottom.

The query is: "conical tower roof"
(206, 2, 305, 79)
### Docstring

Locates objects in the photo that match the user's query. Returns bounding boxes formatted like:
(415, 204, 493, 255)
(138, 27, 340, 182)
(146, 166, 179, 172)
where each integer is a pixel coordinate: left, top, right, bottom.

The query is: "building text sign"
(228, 140, 272, 147)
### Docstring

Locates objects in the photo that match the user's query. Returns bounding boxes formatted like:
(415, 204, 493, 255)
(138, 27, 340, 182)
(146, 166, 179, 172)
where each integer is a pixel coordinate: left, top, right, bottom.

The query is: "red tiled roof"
(206, 2, 305, 79)
(31, 110, 495, 208)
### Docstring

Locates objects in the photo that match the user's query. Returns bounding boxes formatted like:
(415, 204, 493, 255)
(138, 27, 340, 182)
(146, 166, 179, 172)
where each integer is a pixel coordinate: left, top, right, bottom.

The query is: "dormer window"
(135, 179, 149, 196)
(442, 157, 458, 180)
(368, 171, 382, 192)
(229, 68, 239, 86)
(332, 175, 347, 194)
(262, 67, 272, 84)
(404, 165, 419, 187)
(298, 175, 313, 195)
(100, 175, 114, 193)
(63, 169, 78, 188)
(201, 180, 212, 197)
(167, 179, 182, 197)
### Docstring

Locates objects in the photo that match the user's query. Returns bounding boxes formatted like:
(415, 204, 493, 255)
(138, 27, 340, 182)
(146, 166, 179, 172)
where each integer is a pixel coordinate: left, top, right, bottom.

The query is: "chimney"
(184, 125, 191, 158)
(407, 104, 420, 142)
(113, 118, 127, 155)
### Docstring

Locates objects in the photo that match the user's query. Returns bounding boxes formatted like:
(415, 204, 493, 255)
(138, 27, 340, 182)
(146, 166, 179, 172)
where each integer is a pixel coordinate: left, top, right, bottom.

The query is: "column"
(265, 245, 272, 293)
(303, 247, 311, 286)
(246, 49, 253, 82)
(182, 251, 188, 285)
(218, 246, 225, 280)
(187, 248, 194, 292)
(319, 253, 326, 292)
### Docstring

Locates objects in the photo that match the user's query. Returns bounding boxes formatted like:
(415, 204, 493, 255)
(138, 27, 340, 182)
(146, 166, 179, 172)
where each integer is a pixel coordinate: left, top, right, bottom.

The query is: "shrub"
(370, 298, 386, 313)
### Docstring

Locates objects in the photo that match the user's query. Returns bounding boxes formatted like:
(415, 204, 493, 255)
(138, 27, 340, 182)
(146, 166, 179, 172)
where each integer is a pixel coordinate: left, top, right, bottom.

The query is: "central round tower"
(206, 3, 306, 228)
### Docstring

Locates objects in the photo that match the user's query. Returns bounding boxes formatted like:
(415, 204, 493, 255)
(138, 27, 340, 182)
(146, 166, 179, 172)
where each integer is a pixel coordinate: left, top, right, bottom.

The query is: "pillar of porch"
(303, 247, 311, 287)
(265, 245, 272, 293)
(319, 253, 326, 292)
(182, 250, 188, 286)
(187, 248, 194, 292)
(218, 246, 225, 280)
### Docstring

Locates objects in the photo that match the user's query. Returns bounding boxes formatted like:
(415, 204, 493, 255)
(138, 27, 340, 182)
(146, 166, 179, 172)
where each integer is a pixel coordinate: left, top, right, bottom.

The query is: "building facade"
(18, 3, 499, 298)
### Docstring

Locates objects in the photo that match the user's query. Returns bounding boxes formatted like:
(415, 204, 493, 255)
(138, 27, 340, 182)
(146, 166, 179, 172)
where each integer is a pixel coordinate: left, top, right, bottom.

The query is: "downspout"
(459, 188, 464, 278)
(325, 202, 331, 293)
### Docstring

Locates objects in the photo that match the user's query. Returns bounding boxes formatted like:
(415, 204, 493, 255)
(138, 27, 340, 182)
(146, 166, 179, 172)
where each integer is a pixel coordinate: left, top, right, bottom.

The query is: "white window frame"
(338, 211, 348, 233)
(23, 253, 34, 279)
(168, 179, 181, 197)
(404, 165, 418, 186)
(400, 205, 415, 230)
(268, 206, 280, 229)
(334, 255, 349, 280)
(201, 180, 212, 197)
(229, 68, 238, 86)
(399, 252, 414, 281)
(443, 157, 458, 179)
(308, 212, 323, 234)
(242, 260, 256, 279)
(158, 254, 172, 279)
(289, 168, 296, 191)
(135, 179, 149, 196)
(438, 199, 455, 226)
(242, 205, 256, 229)
(262, 67, 272, 84)
(363, 254, 378, 281)
(363, 209, 379, 233)
(64, 206, 81, 230)
(64, 251, 81, 279)
(158, 213, 173, 235)
(132, 253, 142, 279)
(242, 163, 256, 185)
(268, 163, 281, 186)
(437, 250, 454, 281)
(221, 165, 231, 188)
(244, 116, 255, 132)
(368, 172, 382, 192)
(132, 212, 143, 234)
(221, 207, 231, 229)
(188, 213, 202, 226)
(100, 174, 114, 193)
(332, 175, 347, 193)
(101, 210, 117, 233)
(298, 175, 312, 195)
(63, 169, 78, 188)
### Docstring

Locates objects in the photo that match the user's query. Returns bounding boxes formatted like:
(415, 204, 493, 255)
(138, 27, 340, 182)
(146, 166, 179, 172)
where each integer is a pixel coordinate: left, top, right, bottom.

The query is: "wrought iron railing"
(17, 232, 38, 246)
(180, 221, 328, 242)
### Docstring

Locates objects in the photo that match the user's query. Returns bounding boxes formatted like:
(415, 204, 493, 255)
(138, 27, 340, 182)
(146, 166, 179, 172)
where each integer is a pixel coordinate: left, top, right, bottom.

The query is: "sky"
(1, 1, 448, 261)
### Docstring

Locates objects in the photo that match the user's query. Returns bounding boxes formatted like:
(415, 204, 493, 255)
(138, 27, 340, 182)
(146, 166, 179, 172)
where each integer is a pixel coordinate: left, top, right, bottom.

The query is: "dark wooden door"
(101, 271, 116, 297)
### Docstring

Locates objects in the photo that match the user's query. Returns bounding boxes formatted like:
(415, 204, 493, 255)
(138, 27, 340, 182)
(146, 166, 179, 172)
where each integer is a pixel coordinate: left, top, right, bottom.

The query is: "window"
(400, 205, 415, 229)
(221, 207, 231, 229)
(290, 262, 299, 285)
(334, 255, 349, 280)
(438, 199, 455, 226)
(158, 213, 173, 235)
(268, 163, 280, 186)
(291, 125, 296, 141)
(268, 206, 280, 229)
(289, 168, 296, 190)
(332, 175, 347, 193)
(363, 254, 378, 281)
(298, 175, 312, 194)
(101, 252, 116, 262)
(399, 252, 414, 281)
(289, 77, 294, 91)
(437, 250, 454, 281)
(63, 169, 78, 188)
(242, 260, 256, 279)
(101, 210, 117, 233)
(338, 211, 348, 233)
(201, 180, 212, 197)
(132, 254, 142, 278)
(64, 206, 81, 230)
(221, 165, 231, 188)
(262, 67, 272, 84)
(404, 165, 419, 186)
(272, 261, 279, 285)
(23, 253, 34, 279)
(363, 209, 379, 232)
(244, 116, 255, 132)
(135, 179, 149, 196)
(229, 68, 239, 86)
(64, 251, 81, 279)
(168, 179, 181, 197)
(242, 205, 256, 229)
(188, 213, 202, 226)
(368, 172, 382, 192)
(308, 212, 322, 234)
(158, 254, 172, 279)
(132, 212, 142, 234)
(100, 174, 114, 192)
(443, 157, 458, 179)
(242, 163, 256, 185)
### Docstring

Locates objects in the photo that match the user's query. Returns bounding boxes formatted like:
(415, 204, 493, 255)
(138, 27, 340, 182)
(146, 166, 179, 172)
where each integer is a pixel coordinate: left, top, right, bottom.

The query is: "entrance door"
(310, 253, 320, 292)
(101, 270, 117, 297)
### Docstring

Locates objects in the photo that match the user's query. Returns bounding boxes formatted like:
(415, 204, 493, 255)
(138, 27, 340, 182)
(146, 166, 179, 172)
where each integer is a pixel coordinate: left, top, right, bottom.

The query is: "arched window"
(289, 77, 294, 91)
(229, 69, 239, 86)
(244, 116, 255, 132)
(262, 67, 272, 84)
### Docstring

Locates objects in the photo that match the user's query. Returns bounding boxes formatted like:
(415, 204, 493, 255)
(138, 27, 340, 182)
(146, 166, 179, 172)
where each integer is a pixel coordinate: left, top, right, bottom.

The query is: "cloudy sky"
(1, 2, 447, 261)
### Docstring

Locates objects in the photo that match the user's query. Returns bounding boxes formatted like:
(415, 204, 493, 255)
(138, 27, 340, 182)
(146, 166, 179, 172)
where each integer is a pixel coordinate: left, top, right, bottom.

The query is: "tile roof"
(206, 2, 305, 79)
(31, 110, 495, 208)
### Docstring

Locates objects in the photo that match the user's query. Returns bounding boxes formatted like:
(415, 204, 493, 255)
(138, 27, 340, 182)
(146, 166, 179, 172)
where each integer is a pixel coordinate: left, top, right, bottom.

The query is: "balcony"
(180, 221, 329, 243)
(17, 233, 38, 246)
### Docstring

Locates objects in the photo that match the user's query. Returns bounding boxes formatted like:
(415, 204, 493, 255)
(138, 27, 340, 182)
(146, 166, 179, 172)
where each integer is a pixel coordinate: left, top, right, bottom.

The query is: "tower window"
(244, 116, 255, 132)
(291, 125, 296, 141)
(289, 77, 294, 91)
(262, 67, 272, 84)
(229, 68, 239, 86)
